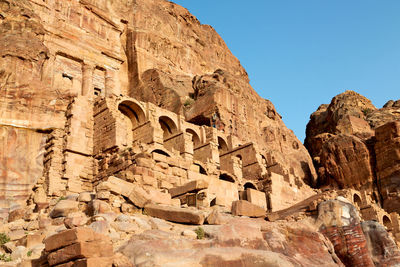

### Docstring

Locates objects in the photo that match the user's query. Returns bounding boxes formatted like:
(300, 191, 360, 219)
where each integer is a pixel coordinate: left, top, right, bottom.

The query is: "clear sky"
(171, 0, 400, 142)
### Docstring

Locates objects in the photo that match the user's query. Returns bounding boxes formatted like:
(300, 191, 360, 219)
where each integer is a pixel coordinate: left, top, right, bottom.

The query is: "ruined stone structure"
(1, 0, 400, 266)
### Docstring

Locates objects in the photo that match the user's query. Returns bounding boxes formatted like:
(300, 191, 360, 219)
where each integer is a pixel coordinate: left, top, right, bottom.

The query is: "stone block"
(187, 170, 208, 181)
(78, 192, 94, 202)
(44, 227, 107, 252)
(50, 200, 79, 218)
(231, 200, 266, 218)
(144, 204, 205, 225)
(136, 157, 155, 168)
(26, 233, 45, 249)
(8, 208, 25, 222)
(206, 209, 231, 225)
(246, 189, 267, 210)
(98, 176, 133, 197)
(128, 186, 171, 208)
(73, 257, 113, 267)
(169, 179, 209, 197)
(47, 239, 113, 266)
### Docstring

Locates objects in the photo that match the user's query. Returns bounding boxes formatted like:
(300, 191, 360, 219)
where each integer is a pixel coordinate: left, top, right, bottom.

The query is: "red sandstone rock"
(318, 134, 373, 189)
(362, 221, 400, 266)
(118, 218, 342, 266)
(50, 200, 79, 218)
(375, 121, 400, 213)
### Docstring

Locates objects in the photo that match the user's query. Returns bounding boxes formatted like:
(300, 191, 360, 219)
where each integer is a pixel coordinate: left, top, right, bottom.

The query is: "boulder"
(44, 227, 108, 252)
(128, 187, 171, 208)
(50, 200, 79, 218)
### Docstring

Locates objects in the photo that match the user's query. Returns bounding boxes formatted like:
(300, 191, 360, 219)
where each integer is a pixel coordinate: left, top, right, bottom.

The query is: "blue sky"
(171, 1, 400, 142)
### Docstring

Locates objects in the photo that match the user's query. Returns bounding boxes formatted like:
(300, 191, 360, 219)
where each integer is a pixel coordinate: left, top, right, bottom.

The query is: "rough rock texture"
(126, 0, 317, 186)
(317, 134, 373, 189)
(362, 221, 400, 266)
(1, 1, 400, 266)
(0, 0, 70, 215)
(375, 121, 400, 213)
(118, 217, 342, 267)
(305, 91, 400, 202)
(317, 199, 375, 266)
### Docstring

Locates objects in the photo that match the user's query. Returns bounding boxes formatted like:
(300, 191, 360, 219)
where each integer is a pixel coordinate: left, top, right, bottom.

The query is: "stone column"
(81, 62, 95, 96)
(105, 67, 120, 97)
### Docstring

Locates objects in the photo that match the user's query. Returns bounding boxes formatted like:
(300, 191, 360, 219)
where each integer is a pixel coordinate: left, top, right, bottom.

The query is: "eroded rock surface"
(306, 91, 400, 212)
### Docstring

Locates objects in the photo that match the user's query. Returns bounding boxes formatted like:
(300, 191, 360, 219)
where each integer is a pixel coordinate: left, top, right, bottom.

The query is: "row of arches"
(118, 100, 231, 151)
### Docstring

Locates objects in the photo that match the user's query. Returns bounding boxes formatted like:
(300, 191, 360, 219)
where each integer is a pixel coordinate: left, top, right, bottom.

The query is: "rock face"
(124, 0, 318, 187)
(375, 121, 400, 213)
(305, 91, 400, 215)
(118, 217, 342, 267)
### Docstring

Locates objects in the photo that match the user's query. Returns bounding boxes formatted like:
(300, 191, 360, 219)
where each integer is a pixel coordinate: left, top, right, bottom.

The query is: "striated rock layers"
(305, 90, 400, 213)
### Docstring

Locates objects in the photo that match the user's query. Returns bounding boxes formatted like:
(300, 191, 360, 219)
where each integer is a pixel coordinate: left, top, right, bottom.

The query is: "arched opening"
(159, 116, 178, 140)
(353, 194, 362, 208)
(151, 149, 171, 157)
(194, 163, 207, 175)
(118, 101, 146, 145)
(219, 173, 235, 183)
(244, 182, 257, 190)
(383, 215, 392, 231)
(118, 100, 146, 127)
(186, 129, 201, 148)
(218, 136, 229, 154)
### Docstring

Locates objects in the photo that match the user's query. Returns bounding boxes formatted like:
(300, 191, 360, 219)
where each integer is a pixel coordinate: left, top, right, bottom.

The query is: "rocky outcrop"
(375, 121, 400, 213)
(317, 199, 400, 267)
(118, 217, 342, 266)
(305, 91, 400, 199)
(318, 134, 373, 189)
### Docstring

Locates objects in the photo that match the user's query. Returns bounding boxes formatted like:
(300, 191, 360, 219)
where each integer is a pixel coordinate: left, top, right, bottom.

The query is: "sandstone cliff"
(305, 90, 400, 213)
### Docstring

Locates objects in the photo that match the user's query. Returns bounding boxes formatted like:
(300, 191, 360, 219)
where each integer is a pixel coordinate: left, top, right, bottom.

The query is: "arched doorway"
(244, 182, 257, 190)
(218, 136, 228, 154)
(194, 163, 207, 175)
(219, 173, 235, 183)
(353, 194, 362, 208)
(159, 116, 178, 141)
(118, 100, 146, 144)
(383, 215, 392, 231)
(186, 128, 201, 148)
